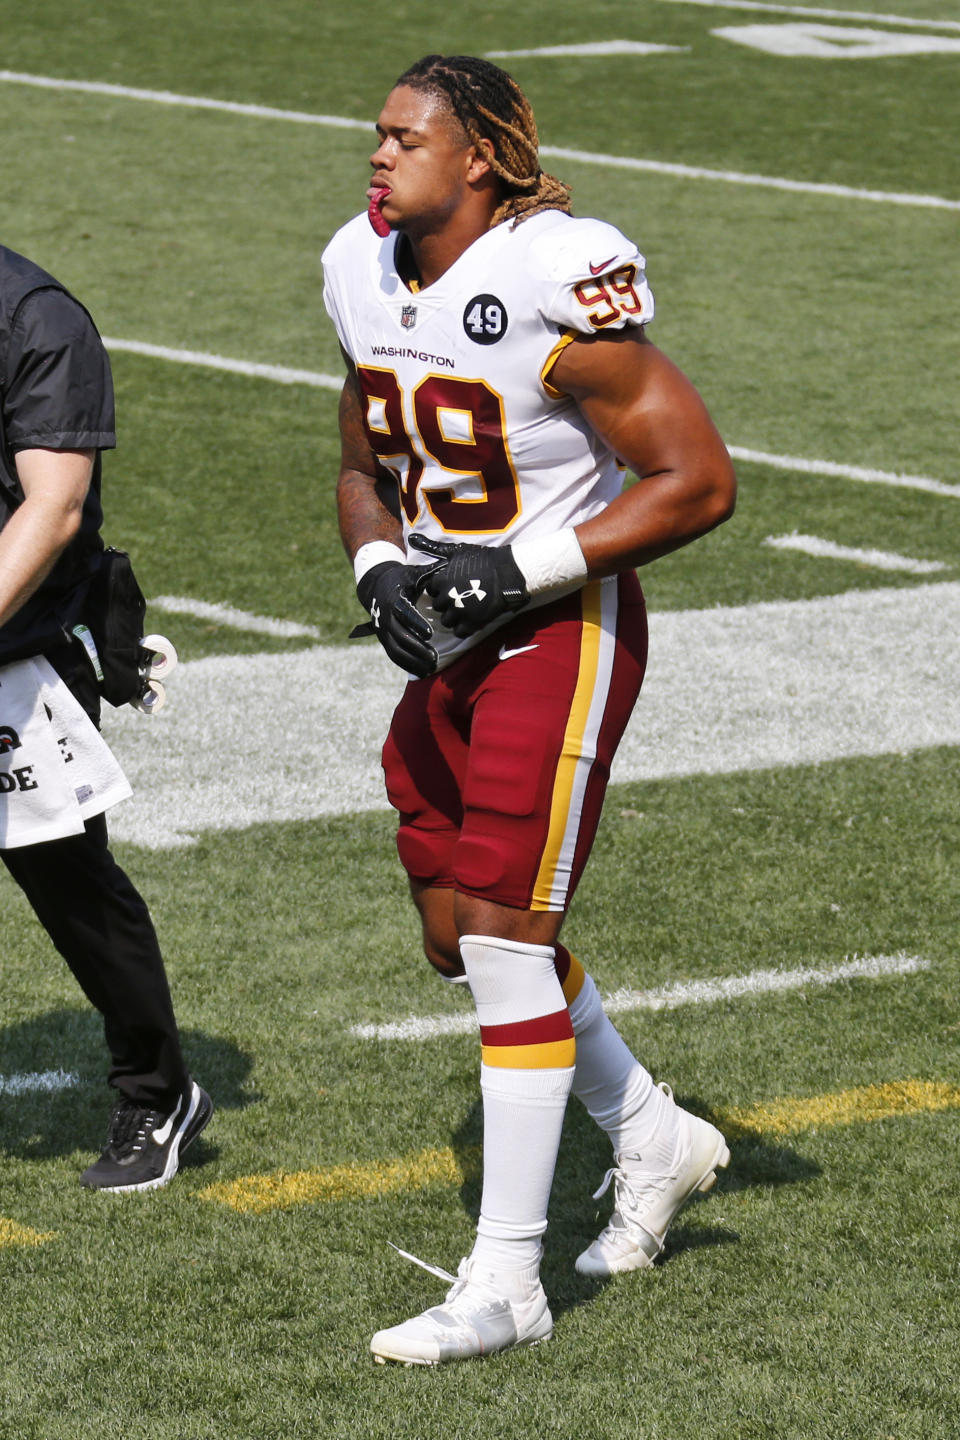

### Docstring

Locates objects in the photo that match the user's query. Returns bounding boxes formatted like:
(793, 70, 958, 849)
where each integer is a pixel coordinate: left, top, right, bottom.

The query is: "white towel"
(0, 656, 132, 850)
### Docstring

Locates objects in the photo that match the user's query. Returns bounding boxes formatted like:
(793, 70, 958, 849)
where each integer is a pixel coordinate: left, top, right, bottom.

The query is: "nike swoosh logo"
(152, 1095, 183, 1146)
(589, 255, 617, 275)
(498, 643, 539, 661)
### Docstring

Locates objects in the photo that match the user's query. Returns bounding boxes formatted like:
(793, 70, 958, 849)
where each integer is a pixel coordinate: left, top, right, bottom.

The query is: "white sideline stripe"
(1, 68, 956, 212)
(103, 581, 960, 848)
(0, 70, 369, 129)
(0, 1069, 79, 1095)
(349, 953, 929, 1041)
(149, 595, 324, 639)
(102, 340, 950, 497)
(103, 337, 343, 389)
(539, 144, 960, 211)
(764, 534, 948, 573)
(486, 41, 689, 57)
(728, 446, 959, 498)
(658, 0, 960, 34)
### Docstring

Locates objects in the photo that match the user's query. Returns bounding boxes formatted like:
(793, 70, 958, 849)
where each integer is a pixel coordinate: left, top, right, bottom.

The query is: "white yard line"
(657, 0, 960, 33)
(103, 337, 344, 389)
(349, 953, 930, 1040)
(1, 68, 957, 211)
(764, 534, 948, 573)
(103, 581, 960, 849)
(103, 340, 955, 499)
(728, 447, 959, 499)
(0, 70, 369, 129)
(0, 1069, 79, 1095)
(149, 596, 324, 639)
(486, 41, 689, 57)
(539, 144, 960, 210)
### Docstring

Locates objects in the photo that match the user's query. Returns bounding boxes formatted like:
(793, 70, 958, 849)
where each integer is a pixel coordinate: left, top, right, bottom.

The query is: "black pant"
(1, 635, 188, 1109)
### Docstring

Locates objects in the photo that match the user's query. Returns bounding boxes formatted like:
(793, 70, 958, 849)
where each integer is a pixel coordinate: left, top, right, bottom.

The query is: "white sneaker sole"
(371, 1329, 552, 1367)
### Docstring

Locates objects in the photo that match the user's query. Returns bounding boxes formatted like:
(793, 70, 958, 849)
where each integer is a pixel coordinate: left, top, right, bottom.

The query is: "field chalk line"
(1, 68, 957, 211)
(101, 339, 957, 500)
(658, 0, 960, 34)
(349, 952, 930, 1041)
(0, 1068, 80, 1096)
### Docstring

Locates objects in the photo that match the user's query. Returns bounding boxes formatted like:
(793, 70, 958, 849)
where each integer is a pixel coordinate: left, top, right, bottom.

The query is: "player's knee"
(452, 833, 542, 908)
(396, 824, 454, 886)
(453, 834, 510, 896)
(424, 945, 467, 981)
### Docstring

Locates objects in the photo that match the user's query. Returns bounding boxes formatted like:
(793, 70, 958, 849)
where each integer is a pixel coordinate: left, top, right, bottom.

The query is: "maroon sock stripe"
(553, 943, 572, 988)
(480, 1008, 574, 1048)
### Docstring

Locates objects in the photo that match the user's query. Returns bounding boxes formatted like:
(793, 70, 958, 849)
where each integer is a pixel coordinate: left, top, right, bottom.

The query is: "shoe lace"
(591, 1085, 680, 1212)
(105, 1100, 159, 1157)
(387, 1241, 457, 1286)
(592, 1161, 672, 1216)
(385, 1244, 519, 1323)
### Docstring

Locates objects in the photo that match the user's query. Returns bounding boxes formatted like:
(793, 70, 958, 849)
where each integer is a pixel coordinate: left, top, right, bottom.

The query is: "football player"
(323, 53, 737, 1365)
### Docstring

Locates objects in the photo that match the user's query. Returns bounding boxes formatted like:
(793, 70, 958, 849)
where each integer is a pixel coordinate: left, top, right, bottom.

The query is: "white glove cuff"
(512, 528, 588, 596)
(353, 540, 407, 587)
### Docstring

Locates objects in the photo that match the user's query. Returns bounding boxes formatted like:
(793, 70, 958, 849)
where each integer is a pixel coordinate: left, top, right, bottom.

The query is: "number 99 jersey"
(322, 208, 654, 656)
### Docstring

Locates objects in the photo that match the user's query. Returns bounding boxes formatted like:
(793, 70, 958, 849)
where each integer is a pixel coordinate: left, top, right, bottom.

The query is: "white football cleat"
(371, 1252, 553, 1366)
(575, 1085, 730, 1278)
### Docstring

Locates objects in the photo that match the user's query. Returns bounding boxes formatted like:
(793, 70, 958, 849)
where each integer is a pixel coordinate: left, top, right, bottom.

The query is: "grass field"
(1, 2, 959, 1436)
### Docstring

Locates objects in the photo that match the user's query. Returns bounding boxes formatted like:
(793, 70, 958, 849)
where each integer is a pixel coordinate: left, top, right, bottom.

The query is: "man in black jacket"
(0, 243, 211, 1190)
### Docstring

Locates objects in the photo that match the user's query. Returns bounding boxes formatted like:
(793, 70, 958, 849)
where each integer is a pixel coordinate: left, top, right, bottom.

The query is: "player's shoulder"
(519, 212, 653, 335)
(523, 212, 643, 285)
(321, 212, 378, 271)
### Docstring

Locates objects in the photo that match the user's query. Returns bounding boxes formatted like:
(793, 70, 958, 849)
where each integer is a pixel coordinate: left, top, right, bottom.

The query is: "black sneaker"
(81, 1080, 213, 1192)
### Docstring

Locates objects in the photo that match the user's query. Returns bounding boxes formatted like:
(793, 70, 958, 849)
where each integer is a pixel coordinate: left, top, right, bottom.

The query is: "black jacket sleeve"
(3, 287, 115, 453)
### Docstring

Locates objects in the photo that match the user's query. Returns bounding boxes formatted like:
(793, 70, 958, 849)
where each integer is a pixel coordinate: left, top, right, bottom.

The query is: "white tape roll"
(141, 634, 178, 681)
(131, 678, 166, 714)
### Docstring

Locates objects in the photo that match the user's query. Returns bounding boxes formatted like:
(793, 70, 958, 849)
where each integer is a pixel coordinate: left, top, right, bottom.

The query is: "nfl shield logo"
(401, 304, 417, 330)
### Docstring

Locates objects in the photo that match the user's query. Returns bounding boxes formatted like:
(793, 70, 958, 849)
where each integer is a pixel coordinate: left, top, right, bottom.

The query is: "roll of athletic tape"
(131, 678, 166, 714)
(141, 634, 178, 681)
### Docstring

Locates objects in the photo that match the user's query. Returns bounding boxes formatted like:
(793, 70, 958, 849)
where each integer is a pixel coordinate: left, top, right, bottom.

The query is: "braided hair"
(393, 54, 572, 228)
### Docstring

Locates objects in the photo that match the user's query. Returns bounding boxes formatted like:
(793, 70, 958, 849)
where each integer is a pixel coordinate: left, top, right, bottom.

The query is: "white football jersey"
(322, 208, 654, 663)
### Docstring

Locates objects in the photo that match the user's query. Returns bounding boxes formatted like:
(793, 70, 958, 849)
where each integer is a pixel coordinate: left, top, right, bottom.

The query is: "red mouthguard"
(368, 187, 391, 237)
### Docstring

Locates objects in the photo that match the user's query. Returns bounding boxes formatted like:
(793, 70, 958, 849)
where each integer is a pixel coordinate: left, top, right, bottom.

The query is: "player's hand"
(351, 561, 439, 678)
(409, 535, 529, 638)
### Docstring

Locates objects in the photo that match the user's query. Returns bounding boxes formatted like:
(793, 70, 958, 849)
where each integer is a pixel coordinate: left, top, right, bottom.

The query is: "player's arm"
(552, 327, 736, 576)
(335, 362, 439, 678)
(412, 327, 735, 636)
(336, 362, 403, 560)
(0, 447, 93, 629)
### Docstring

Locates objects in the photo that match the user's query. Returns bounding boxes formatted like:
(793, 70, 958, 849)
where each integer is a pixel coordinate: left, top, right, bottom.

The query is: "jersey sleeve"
(533, 218, 655, 336)
(3, 288, 115, 451)
(321, 265, 350, 358)
(321, 219, 362, 363)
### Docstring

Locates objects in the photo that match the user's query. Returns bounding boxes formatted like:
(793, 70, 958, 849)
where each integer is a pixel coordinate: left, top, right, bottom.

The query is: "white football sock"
(568, 970, 678, 1162)
(460, 934, 575, 1276)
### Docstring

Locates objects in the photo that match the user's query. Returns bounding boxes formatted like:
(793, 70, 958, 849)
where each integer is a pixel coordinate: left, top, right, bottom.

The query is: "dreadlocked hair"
(394, 54, 572, 228)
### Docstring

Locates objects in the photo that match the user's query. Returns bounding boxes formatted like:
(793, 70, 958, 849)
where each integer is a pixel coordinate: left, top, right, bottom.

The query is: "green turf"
(3, 752, 958, 1438)
(1, 2, 958, 1434)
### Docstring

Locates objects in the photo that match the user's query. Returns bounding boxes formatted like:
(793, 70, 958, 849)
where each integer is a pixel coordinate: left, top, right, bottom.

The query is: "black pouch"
(80, 547, 147, 707)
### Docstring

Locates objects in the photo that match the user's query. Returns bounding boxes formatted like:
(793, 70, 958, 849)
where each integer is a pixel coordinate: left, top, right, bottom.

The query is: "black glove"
(351, 561, 439, 679)
(408, 535, 529, 639)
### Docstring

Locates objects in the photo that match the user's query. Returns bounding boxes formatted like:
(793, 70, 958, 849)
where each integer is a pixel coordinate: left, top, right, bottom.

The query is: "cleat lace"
(383, 1246, 513, 1315)
(104, 1101, 158, 1158)
(387, 1242, 457, 1286)
(592, 1162, 672, 1210)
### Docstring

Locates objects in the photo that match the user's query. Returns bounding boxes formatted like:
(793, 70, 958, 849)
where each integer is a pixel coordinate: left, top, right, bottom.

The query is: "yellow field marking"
(198, 1144, 480, 1215)
(716, 1079, 960, 1138)
(198, 1080, 958, 1215)
(0, 1217, 56, 1248)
